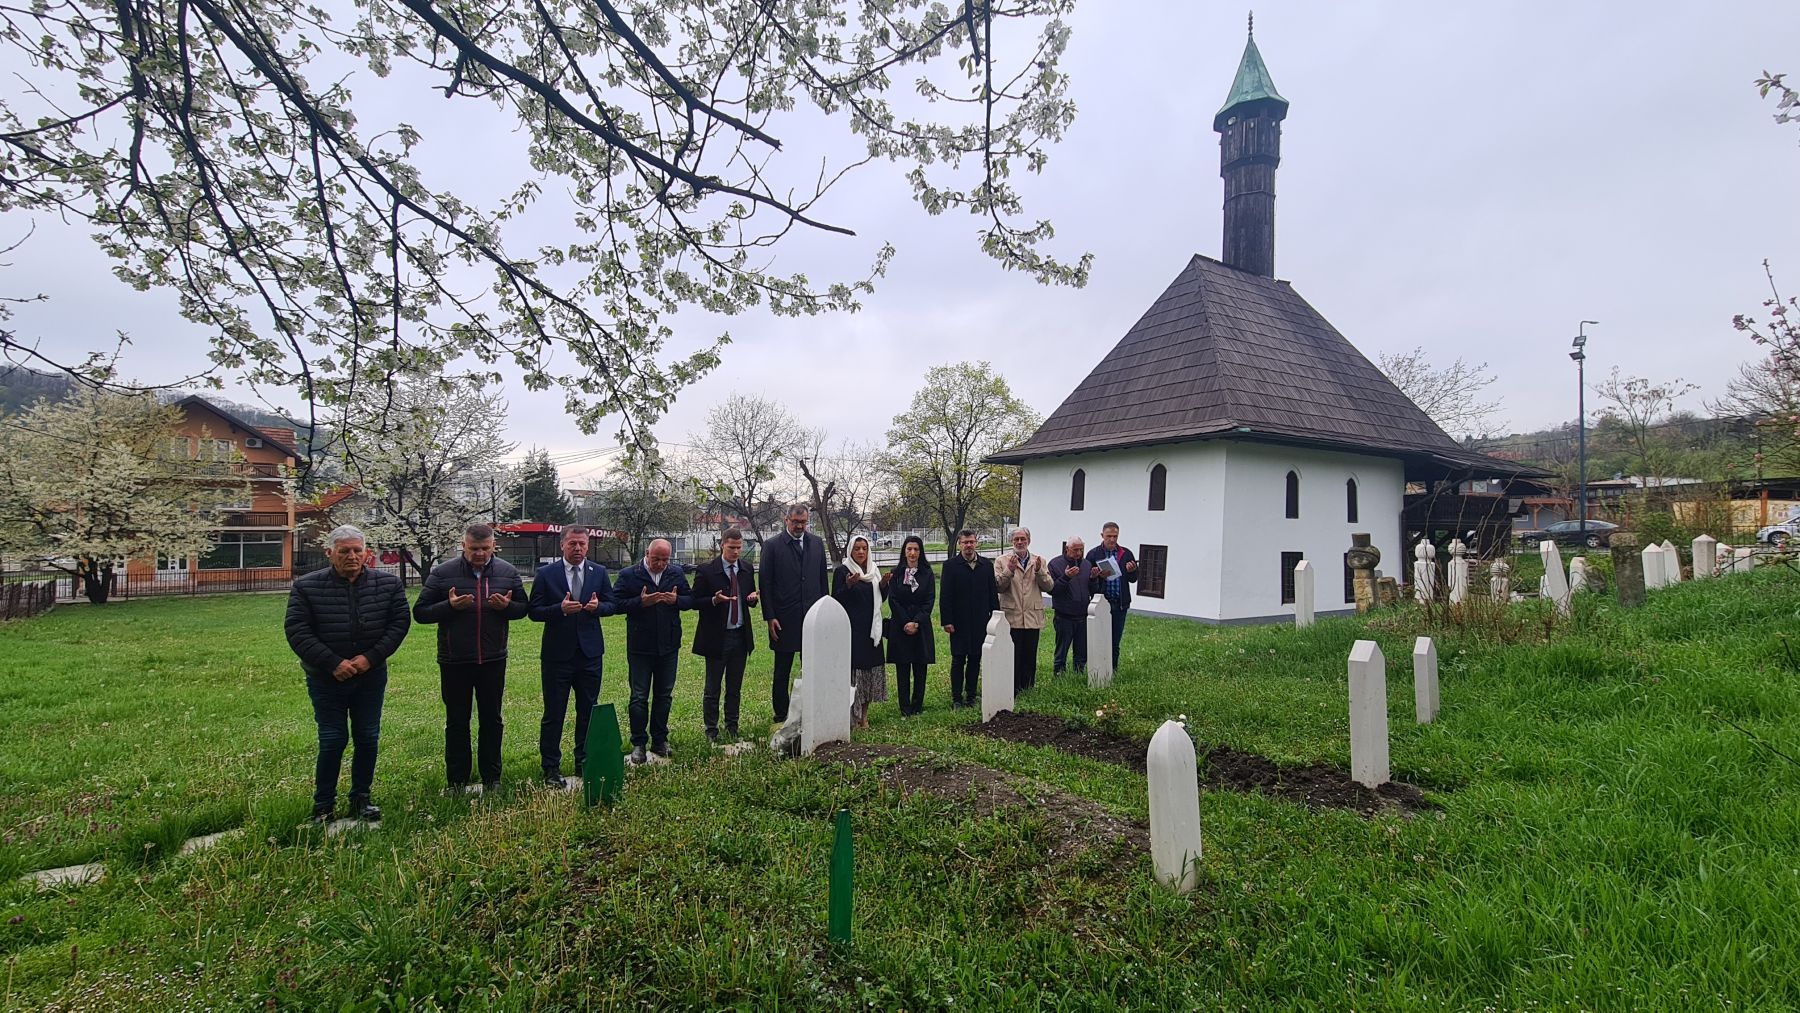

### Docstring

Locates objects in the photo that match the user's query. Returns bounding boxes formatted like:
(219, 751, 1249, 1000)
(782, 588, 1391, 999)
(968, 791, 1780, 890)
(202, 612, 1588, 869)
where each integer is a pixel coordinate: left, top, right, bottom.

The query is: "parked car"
(1520, 519, 1618, 549)
(1756, 520, 1798, 547)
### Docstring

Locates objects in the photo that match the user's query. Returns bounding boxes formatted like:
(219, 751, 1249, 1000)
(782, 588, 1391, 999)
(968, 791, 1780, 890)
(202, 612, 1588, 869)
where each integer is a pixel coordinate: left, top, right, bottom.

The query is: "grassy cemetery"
(2, 557, 1797, 1009)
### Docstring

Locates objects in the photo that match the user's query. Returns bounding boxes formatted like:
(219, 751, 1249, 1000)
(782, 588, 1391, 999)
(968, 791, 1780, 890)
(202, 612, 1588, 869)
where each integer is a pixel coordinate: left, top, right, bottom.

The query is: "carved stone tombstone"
(1447, 540, 1469, 605)
(1641, 542, 1667, 590)
(1412, 539, 1439, 604)
(1490, 559, 1512, 602)
(980, 611, 1014, 722)
(1346, 534, 1381, 613)
(1348, 640, 1390, 789)
(1293, 559, 1315, 629)
(1692, 534, 1718, 579)
(1413, 636, 1439, 725)
(1568, 556, 1588, 595)
(1610, 531, 1645, 607)
(1376, 576, 1401, 606)
(1659, 539, 1682, 582)
(800, 595, 853, 756)
(1146, 720, 1202, 894)
(1085, 600, 1113, 689)
(1540, 539, 1571, 615)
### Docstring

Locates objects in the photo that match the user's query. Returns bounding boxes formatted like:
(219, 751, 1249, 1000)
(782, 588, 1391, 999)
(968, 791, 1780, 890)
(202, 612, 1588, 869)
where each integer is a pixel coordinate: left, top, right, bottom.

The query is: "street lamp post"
(1570, 321, 1598, 536)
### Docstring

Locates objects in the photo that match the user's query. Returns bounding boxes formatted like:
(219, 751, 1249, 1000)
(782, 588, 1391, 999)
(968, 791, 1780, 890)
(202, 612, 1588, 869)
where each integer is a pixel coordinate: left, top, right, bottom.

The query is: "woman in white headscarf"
(832, 534, 887, 729)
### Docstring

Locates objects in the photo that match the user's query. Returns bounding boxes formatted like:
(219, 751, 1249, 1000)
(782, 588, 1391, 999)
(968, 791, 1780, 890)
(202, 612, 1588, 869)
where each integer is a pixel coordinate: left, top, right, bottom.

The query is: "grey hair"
(1066, 535, 1085, 547)
(327, 524, 367, 547)
(1011, 526, 1031, 540)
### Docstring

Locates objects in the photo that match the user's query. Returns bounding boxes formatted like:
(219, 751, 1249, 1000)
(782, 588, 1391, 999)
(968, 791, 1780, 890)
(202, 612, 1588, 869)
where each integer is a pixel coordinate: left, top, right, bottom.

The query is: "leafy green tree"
(883, 361, 1040, 548)
(509, 448, 574, 524)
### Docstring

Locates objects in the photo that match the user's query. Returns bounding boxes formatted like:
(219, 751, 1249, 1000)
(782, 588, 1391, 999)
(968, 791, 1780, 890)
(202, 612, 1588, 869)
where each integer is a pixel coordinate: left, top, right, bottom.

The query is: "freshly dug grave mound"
(969, 711, 1436, 818)
(813, 741, 1146, 868)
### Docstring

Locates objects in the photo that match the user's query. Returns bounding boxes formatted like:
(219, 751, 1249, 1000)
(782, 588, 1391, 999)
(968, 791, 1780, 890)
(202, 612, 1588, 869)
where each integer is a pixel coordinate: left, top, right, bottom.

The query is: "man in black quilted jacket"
(285, 525, 411, 823)
(413, 522, 530, 793)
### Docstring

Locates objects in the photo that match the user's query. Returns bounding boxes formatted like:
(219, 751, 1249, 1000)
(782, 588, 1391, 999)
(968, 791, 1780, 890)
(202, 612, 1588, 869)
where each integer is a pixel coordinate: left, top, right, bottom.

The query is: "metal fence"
(0, 579, 55, 619)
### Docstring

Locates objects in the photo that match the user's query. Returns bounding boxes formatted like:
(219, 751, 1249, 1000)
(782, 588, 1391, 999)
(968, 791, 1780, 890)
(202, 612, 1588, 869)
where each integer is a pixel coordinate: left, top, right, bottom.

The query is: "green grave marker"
(581, 702, 625, 807)
(828, 808, 853, 947)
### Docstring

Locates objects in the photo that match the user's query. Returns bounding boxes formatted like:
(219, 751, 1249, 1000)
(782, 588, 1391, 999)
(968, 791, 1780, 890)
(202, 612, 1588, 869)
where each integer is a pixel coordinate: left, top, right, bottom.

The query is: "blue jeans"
(306, 666, 388, 809)
(627, 652, 679, 749)
(1110, 605, 1128, 668)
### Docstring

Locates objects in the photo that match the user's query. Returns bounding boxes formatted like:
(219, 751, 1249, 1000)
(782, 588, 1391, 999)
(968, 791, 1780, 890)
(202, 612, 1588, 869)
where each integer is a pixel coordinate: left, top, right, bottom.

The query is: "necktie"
(570, 564, 582, 603)
(728, 564, 740, 627)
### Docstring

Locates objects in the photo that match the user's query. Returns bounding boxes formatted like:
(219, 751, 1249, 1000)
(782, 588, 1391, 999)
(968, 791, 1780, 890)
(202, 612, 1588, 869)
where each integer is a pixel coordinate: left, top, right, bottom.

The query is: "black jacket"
(939, 552, 1000, 656)
(759, 529, 828, 651)
(1050, 553, 1095, 618)
(832, 565, 886, 670)
(691, 556, 757, 658)
(1085, 544, 1139, 611)
(612, 562, 694, 656)
(285, 566, 411, 678)
(885, 562, 936, 666)
(413, 556, 530, 664)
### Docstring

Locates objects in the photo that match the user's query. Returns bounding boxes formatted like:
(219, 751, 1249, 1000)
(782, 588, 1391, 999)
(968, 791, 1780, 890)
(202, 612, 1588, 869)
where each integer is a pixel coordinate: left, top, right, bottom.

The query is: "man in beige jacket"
(995, 527, 1054, 693)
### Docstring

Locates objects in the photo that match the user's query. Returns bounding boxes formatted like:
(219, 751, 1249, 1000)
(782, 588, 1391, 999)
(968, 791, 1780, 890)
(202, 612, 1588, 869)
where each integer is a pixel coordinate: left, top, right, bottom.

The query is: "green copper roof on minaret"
(1214, 17, 1287, 128)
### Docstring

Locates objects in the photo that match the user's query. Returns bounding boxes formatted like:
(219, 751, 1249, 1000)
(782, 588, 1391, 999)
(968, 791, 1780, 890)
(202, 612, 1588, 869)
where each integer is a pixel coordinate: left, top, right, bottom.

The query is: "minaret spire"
(1213, 22, 1287, 277)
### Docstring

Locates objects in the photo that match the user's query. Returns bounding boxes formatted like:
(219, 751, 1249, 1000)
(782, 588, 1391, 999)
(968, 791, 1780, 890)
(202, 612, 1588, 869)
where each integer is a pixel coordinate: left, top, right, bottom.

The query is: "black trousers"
(1052, 613, 1087, 675)
(627, 651, 679, 749)
(1011, 627, 1041, 693)
(441, 659, 506, 786)
(306, 666, 386, 809)
(950, 652, 981, 705)
(894, 660, 927, 715)
(540, 652, 602, 775)
(703, 626, 751, 735)
(772, 650, 798, 722)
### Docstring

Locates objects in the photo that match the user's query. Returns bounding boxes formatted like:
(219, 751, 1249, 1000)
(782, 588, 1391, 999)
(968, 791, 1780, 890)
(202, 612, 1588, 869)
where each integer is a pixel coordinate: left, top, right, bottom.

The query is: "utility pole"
(1570, 321, 1598, 533)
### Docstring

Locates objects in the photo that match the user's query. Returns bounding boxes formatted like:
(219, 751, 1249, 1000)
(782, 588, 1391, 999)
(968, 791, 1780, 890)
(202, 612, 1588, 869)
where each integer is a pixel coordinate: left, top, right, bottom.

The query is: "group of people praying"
(281, 507, 1139, 824)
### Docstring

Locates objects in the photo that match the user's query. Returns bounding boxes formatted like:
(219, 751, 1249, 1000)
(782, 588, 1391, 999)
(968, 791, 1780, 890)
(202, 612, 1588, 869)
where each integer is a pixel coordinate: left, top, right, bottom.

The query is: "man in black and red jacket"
(1085, 522, 1139, 671)
(414, 522, 530, 793)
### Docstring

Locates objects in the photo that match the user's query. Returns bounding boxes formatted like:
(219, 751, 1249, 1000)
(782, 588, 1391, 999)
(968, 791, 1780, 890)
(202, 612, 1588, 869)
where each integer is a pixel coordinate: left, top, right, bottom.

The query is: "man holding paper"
(1085, 522, 1139, 670)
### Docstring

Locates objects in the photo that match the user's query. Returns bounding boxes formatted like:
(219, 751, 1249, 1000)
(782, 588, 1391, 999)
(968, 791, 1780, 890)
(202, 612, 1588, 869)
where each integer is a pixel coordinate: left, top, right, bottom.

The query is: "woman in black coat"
(832, 535, 887, 729)
(884, 535, 935, 716)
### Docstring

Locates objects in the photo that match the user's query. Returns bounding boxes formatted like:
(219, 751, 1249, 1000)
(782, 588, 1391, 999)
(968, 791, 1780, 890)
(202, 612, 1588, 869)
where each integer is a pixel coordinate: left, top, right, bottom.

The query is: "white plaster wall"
(1017, 443, 1227, 619)
(1217, 443, 1404, 621)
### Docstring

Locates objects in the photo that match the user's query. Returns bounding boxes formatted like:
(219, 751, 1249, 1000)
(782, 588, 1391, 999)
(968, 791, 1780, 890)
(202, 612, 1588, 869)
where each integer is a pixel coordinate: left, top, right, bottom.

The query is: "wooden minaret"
(1214, 16, 1288, 278)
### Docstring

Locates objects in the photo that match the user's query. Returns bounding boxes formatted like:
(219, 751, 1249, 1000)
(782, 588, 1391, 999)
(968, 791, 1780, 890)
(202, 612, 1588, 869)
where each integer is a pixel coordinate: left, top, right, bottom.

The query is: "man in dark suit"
(1086, 522, 1140, 670)
(690, 527, 759, 743)
(939, 528, 1000, 708)
(758, 504, 827, 723)
(611, 538, 693, 764)
(527, 525, 615, 788)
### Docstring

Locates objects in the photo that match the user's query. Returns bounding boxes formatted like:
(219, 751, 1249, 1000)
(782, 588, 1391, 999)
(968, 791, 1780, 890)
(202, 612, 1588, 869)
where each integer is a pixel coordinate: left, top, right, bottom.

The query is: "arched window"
(1285, 470, 1300, 519)
(1346, 478, 1359, 523)
(1070, 468, 1086, 511)
(1148, 464, 1167, 511)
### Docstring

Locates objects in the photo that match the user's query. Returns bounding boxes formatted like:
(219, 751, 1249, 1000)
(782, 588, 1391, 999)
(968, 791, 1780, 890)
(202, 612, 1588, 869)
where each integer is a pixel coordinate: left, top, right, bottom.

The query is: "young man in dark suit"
(611, 538, 693, 764)
(758, 504, 827, 724)
(939, 528, 1000, 708)
(527, 525, 615, 788)
(690, 527, 759, 743)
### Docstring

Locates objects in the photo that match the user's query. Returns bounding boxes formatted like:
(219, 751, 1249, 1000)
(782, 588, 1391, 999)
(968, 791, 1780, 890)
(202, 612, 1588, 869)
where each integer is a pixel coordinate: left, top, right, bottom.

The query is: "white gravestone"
(1413, 636, 1439, 724)
(1734, 545, 1756, 573)
(1447, 540, 1469, 605)
(800, 595, 853, 756)
(1085, 601, 1113, 689)
(1692, 535, 1718, 579)
(1489, 560, 1511, 602)
(981, 610, 1015, 722)
(1293, 559, 1315, 628)
(1348, 640, 1390, 789)
(1568, 556, 1588, 595)
(1540, 540, 1571, 615)
(1412, 539, 1438, 603)
(1661, 539, 1683, 582)
(1147, 720, 1202, 894)
(1642, 543, 1667, 589)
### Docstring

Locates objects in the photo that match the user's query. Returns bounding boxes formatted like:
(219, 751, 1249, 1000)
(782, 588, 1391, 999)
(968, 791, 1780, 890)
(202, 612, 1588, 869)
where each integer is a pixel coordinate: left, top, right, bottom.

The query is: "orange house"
(125, 395, 301, 587)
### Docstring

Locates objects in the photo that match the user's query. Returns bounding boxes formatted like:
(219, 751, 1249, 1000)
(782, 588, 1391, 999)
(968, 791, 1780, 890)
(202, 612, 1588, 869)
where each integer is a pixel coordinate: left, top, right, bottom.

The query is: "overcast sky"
(16, 2, 1800, 486)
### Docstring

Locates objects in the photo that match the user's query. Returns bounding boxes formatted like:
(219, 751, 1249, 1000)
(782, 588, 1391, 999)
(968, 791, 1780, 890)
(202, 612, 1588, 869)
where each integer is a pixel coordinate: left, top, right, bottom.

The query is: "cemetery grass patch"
(970, 709, 1435, 817)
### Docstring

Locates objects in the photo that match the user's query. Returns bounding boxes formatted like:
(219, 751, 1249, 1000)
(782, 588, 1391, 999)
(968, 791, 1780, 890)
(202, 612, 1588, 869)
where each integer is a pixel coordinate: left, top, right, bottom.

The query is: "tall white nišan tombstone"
(1412, 636, 1439, 724)
(1692, 535, 1718, 579)
(1540, 540, 1571, 615)
(1293, 559, 1315, 628)
(1568, 556, 1588, 594)
(800, 595, 853, 756)
(1490, 560, 1512, 602)
(1412, 539, 1438, 603)
(1347, 640, 1390, 789)
(1146, 720, 1202, 894)
(1660, 539, 1683, 582)
(1447, 540, 1469, 605)
(1642, 543, 1667, 589)
(1085, 601, 1113, 688)
(980, 611, 1014, 722)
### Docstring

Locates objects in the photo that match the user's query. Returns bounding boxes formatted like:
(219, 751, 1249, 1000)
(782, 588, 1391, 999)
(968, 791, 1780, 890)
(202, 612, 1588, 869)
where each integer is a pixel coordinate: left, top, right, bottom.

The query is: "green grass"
(3, 574, 1800, 1008)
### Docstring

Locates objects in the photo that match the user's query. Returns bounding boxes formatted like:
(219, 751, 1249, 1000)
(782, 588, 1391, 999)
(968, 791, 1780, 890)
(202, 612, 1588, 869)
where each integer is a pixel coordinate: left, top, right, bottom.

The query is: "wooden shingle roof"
(989, 255, 1487, 468)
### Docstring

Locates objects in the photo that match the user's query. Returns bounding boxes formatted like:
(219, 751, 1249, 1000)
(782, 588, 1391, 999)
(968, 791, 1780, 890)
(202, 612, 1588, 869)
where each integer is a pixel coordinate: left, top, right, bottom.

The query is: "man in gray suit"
(758, 504, 827, 723)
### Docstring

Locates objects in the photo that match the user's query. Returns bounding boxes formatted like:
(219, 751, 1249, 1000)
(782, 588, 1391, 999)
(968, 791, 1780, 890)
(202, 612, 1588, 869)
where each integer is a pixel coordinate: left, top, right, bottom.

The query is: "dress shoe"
(724, 724, 740, 740)
(350, 799, 381, 823)
(481, 780, 501, 795)
(310, 802, 335, 824)
(650, 742, 672, 759)
(705, 729, 720, 745)
(628, 746, 647, 766)
(543, 773, 567, 790)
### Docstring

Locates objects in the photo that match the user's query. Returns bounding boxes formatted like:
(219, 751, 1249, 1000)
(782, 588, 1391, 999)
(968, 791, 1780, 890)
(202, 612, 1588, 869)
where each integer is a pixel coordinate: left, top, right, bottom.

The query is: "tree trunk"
(78, 557, 114, 604)
(796, 458, 842, 566)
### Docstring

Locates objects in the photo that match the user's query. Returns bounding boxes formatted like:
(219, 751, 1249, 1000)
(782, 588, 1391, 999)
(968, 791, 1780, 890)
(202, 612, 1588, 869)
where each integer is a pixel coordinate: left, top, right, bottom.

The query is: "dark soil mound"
(969, 711, 1437, 818)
